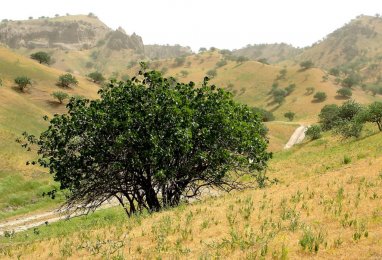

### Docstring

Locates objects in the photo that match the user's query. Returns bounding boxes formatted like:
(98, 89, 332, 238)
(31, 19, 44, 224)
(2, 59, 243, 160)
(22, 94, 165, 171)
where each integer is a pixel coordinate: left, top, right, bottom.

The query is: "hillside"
(0, 46, 99, 219)
(297, 15, 382, 83)
(233, 43, 302, 64)
(2, 125, 382, 259)
(133, 50, 378, 121)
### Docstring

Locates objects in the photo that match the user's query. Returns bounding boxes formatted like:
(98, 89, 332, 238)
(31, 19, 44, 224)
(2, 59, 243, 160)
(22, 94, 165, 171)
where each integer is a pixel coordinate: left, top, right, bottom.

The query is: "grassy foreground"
(1, 127, 382, 259)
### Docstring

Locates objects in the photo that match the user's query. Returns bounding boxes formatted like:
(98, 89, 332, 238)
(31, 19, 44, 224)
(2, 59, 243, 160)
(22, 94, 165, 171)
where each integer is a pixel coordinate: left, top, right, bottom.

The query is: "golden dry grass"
(2, 129, 382, 259)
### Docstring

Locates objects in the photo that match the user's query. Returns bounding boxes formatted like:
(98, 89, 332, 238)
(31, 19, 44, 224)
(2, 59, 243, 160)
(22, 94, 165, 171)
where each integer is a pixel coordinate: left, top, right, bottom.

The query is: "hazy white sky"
(1, 0, 381, 51)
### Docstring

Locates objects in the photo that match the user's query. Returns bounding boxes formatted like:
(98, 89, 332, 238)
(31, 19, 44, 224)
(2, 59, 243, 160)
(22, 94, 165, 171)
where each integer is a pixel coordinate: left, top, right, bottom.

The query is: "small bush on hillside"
(88, 71, 105, 84)
(285, 84, 296, 96)
(14, 76, 32, 92)
(30, 51, 51, 64)
(313, 92, 327, 102)
(284, 111, 295, 121)
(206, 69, 217, 78)
(199, 47, 207, 53)
(180, 70, 189, 78)
(277, 68, 287, 80)
(51, 91, 69, 104)
(0, 78, 2, 87)
(252, 107, 275, 122)
(58, 73, 78, 88)
(299, 60, 314, 70)
(343, 155, 352, 164)
(341, 74, 361, 88)
(273, 89, 287, 105)
(336, 87, 352, 98)
(305, 87, 315, 95)
(329, 67, 340, 76)
(306, 125, 322, 140)
(257, 58, 269, 65)
(364, 101, 382, 131)
(216, 59, 227, 68)
(174, 56, 186, 67)
(236, 56, 249, 64)
(319, 104, 340, 130)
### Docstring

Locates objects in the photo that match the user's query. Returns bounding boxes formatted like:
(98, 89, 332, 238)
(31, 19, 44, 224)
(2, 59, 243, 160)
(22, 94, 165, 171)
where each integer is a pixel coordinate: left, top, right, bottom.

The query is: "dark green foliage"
(252, 107, 275, 122)
(329, 68, 340, 76)
(336, 87, 352, 98)
(206, 69, 217, 78)
(277, 68, 287, 80)
(199, 47, 207, 53)
(51, 91, 69, 104)
(58, 73, 78, 88)
(284, 111, 295, 121)
(257, 58, 269, 65)
(313, 92, 327, 102)
(14, 76, 32, 92)
(30, 51, 51, 64)
(305, 125, 322, 140)
(337, 100, 362, 121)
(0, 78, 2, 87)
(285, 84, 296, 96)
(364, 101, 382, 131)
(174, 56, 186, 67)
(215, 59, 227, 68)
(334, 120, 363, 138)
(299, 60, 314, 70)
(236, 56, 249, 64)
(342, 74, 361, 88)
(273, 89, 286, 105)
(88, 71, 105, 84)
(319, 104, 340, 130)
(22, 70, 271, 217)
(180, 70, 189, 78)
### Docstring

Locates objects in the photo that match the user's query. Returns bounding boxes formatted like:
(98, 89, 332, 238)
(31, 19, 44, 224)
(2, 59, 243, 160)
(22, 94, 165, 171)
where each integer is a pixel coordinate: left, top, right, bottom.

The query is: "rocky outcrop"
(0, 18, 110, 50)
(106, 27, 144, 53)
(0, 17, 144, 53)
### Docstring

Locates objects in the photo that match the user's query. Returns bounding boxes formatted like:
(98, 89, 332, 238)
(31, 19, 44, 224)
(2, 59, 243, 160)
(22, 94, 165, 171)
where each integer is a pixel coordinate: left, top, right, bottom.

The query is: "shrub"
(174, 56, 186, 67)
(336, 87, 352, 98)
(14, 76, 32, 92)
(319, 104, 340, 130)
(215, 59, 227, 68)
(285, 84, 296, 95)
(51, 91, 69, 104)
(343, 155, 351, 164)
(30, 51, 51, 64)
(273, 89, 286, 105)
(342, 74, 361, 88)
(180, 70, 189, 78)
(299, 60, 314, 70)
(284, 111, 295, 121)
(329, 67, 340, 76)
(305, 87, 315, 95)
(206, 69, 217, 78)
(58, 73, 78, 88)
(21, 69, 271, 217)
(88, 71, 105, 84)
(305, 125, 322, 140)
(252, 107, 275, 122)
(364, 101, 382, 131)
(313, 92, 327, 102)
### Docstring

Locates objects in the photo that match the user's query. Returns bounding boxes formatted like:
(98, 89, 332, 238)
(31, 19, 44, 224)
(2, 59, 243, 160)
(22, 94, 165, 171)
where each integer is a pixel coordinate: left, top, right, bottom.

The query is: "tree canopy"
(22, 69, 271, 216)
(58, 73, 78, 88)
(30, 51, 51, 64)
(14, 76, 32, 92)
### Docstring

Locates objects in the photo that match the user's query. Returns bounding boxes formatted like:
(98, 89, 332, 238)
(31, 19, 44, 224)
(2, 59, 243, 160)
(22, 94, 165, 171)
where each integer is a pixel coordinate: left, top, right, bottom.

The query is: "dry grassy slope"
(0, 46, 99, 218)
(135, 51, 377, 121)
(296, 15, 382, 75)
(2, 128, 382, 259)
(232, 43, 302, 64)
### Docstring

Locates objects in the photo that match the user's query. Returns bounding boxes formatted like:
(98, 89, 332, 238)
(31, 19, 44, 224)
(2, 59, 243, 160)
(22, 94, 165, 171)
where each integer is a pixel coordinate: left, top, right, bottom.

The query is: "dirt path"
(0, 200, 119, 236)
(284, 125, 308, 149)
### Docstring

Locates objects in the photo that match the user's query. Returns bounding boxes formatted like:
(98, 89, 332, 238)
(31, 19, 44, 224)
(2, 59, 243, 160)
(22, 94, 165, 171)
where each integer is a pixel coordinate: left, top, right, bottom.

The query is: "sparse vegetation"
(299, 60, 314, 70)
(57, 73, 78, 88)
(305, 125, 322, 140)
(313, 91, 327, 102)
(284, 111, 295, 121)
(51, 91, 69, 104)
(88, 71, 105, 84)
(30, 51, 51, 64)
(337, 87, 352, 98)
(14, 76, 32, 92)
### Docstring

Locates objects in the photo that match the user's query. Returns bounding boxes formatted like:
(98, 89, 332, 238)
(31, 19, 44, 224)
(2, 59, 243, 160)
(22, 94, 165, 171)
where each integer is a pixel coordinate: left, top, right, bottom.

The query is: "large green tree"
(21, 70, 271, 216)
(14, 76, 32, 92)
